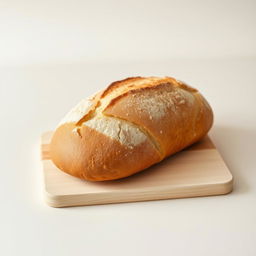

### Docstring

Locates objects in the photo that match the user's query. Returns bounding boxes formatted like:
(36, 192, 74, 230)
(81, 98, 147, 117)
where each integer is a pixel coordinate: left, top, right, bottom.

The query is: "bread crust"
(50, 77, 213, 181)
(104, 81, 213, 157)
(50, 123, 161, 181)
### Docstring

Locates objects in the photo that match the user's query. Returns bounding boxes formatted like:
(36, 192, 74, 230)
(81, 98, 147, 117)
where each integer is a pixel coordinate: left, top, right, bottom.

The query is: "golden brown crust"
(50, 76, 213, 181)
(101, 77, 142, 98)
(176, 80, 198, 93)
(103, 81, 213, 157)
(50, 123, 161, 181)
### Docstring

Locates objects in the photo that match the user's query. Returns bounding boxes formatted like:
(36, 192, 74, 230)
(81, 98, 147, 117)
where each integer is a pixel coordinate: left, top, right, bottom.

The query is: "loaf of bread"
(50, 76, 213, 181)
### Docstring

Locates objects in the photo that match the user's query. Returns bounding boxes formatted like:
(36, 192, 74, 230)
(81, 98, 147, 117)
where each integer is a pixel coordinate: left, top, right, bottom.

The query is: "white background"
(0, 1, 256, 256)
(1, 0, 256, 65)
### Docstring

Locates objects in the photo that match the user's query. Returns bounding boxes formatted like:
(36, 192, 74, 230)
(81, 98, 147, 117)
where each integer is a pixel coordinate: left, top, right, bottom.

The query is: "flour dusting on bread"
(119, 86, 195, 120)
(58, 99, 92, 126)
(135, 93, 175, 119)
(83, 116, 147, 148)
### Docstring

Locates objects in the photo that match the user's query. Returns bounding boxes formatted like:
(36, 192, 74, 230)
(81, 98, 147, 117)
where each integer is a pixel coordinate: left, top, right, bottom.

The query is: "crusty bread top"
(58, 76, 211, 158)
(59, 77, 198, 123)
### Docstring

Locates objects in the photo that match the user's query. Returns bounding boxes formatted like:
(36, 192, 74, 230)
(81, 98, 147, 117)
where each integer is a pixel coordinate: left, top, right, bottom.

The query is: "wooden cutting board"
(41, 132, 233, 207)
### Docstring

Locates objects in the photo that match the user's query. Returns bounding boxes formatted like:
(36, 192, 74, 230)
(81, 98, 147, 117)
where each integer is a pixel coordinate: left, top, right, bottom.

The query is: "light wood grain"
(41, 131, 233, 207)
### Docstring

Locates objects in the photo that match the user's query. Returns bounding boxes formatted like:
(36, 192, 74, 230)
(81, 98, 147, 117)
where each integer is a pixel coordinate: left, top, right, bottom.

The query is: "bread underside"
(50, 77, 213, 181)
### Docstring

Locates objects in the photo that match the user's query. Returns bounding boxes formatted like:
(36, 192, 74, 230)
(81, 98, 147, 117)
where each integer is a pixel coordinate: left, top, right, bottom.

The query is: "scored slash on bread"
(50, 77, 213, 181)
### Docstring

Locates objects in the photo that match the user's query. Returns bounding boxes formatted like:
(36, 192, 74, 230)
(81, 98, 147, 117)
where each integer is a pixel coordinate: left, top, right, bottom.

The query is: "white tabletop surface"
(1, 0, 256, 255)
(0, 58, 255, 256)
